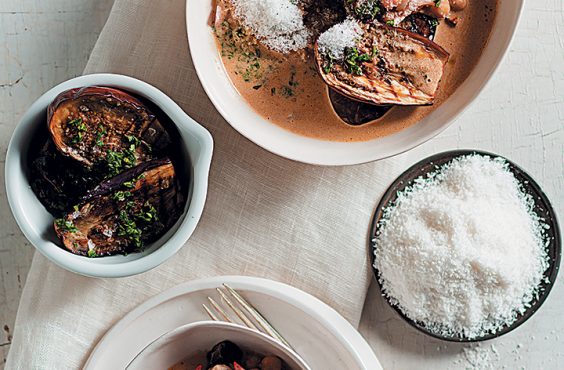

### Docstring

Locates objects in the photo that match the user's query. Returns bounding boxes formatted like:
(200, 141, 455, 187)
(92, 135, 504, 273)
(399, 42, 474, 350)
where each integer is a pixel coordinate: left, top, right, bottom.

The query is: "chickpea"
(426, 0, 451, 18)
(245, 355, 261, 368)
(210, 365, 231, 370)
(261, 356, 282, 370)
(449, 0, 468, 11)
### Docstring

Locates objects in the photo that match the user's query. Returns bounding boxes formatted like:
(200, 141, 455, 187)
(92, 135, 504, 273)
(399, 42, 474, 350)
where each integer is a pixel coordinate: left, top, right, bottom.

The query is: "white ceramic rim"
(186, 0, 524, 166)
(127, 321, 311, 370)
(4, 73, 214, 278)
(84, 276, 382, 370)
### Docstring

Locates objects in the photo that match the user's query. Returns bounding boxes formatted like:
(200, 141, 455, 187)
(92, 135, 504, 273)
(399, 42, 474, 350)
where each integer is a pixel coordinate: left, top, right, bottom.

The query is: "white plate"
(84, 276, 382, 369)
(186, 0, 523, 166)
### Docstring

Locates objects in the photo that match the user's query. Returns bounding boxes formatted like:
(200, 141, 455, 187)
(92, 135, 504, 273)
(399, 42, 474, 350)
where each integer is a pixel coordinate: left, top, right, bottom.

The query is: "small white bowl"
(127, 321, 311, 370)
(5, 73, 213, 278)
(187, 0, 524, 165)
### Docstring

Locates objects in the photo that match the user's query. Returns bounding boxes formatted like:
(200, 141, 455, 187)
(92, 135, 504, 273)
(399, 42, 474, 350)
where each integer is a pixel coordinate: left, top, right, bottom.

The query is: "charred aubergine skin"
(30, 140, 104, 215)
(47, 86, 171, 169)
(54, 158, 184, 257)
(316, 24, 449, 106)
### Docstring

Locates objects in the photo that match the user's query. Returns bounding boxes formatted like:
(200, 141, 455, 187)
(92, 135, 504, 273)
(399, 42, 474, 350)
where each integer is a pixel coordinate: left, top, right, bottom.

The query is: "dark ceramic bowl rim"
(369, 149, 562, 342)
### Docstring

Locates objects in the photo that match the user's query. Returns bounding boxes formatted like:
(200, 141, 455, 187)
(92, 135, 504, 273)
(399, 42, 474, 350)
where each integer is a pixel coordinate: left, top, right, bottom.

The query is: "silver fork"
(203, 283, 293, 350)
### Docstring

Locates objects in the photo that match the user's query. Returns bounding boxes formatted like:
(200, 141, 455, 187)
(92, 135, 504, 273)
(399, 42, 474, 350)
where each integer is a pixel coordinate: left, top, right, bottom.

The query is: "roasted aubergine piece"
(54, 158, 184, 257)
(315, 23, 449, 106)
(30, 140, 104, 215)
(47, 86, 171, 175)
(328, 88, 392, 125)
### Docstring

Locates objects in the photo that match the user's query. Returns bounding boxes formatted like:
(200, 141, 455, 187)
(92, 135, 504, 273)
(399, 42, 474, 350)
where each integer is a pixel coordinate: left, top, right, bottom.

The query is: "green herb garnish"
(95, 125, 107, 147)
(322, 53, 335, 74)
(434, 0, 441, 6)
(123, 174, 145, 189)
(117, 210, 142, 248)
(288, 69, 298, 87)
(55, 218, 77, 233)
(87, 249, 98, 258)
(115, 201, 158, 249)
(136, 202, 158, 223)
(344, 47, 373, 76)
(386, 20, 395, 26)
(112, 191, 132, 202)
(105, 146, 137, 177)
(126, 134, 141, 149)
(353, 0, 380, 21)
(281, 86, 295, 97)
(68, 118, 87, 144)
(105, 150, 125, 177)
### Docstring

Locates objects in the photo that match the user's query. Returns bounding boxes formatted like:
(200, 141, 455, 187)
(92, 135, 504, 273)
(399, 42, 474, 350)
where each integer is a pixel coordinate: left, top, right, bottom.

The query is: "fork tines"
(203, 283, 292, 349)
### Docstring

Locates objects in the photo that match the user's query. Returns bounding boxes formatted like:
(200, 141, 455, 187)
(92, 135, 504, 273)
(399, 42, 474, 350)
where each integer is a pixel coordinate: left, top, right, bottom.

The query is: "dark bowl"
(369, 149, 562, 342)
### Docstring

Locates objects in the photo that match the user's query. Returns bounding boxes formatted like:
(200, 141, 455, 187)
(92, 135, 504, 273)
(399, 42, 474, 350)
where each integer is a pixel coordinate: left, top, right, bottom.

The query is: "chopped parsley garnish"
(68, 118, 87, 144)
(117, 210, 142, 248)
(352, 0, 380, 21)
(123, 174, 145, 189)
(136, 202, 159, 223)
(344, 47, 374, 76)
(126, 134, 141, 149)
(55, 218, 77, 233)
(434, 0, 441, 6)
(105, 135, 142, 177)
(281, 85, 295, 97)
(115, 201, 159, 249)
(288, 69, 298, 87)
(105, 150, 128, 177)
(322, 53, 335, 74)
(95, 125, 106, 147)
(112, 191, 132, 202)
(386, 20, 395, 26)
(87, 249, 98, 258)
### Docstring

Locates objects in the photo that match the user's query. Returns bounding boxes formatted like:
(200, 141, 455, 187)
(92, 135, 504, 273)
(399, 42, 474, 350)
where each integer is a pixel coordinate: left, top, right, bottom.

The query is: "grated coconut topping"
(373, 155, 550, 339)
(317, 18, 364, 60)
(231, 0, 310, 53)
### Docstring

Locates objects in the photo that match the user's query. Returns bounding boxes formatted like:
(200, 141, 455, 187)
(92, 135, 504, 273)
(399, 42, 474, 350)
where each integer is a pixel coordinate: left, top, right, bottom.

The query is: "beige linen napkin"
(6, 0, 405, 368)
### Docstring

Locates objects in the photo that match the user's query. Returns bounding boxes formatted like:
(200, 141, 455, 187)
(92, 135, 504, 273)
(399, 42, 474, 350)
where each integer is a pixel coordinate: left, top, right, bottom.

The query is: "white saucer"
(84, 276, 382, 369)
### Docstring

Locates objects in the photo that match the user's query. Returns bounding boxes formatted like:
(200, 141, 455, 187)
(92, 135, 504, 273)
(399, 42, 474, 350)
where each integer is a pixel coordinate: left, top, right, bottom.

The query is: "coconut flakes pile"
(231, 0, 310, 53)
(317, 18, 364, 59)
(373, 155, 549, 339)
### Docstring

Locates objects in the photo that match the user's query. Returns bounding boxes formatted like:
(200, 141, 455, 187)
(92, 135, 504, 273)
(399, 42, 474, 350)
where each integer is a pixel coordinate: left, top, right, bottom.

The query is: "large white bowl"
(5, 73, 213, 278)
(127, 321, 311, 370)
(187, 0, 523, 165)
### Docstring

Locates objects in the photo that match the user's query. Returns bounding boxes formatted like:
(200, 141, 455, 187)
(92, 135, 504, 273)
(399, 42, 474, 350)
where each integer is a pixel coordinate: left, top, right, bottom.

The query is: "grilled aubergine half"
(54, 158, 184, 257)
(47, 86, 171, 173)
(315, 23, 449, 106)
(30, 140, 105, 215)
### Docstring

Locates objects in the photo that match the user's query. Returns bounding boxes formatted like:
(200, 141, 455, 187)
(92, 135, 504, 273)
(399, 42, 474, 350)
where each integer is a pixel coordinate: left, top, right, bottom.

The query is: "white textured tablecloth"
(5, 0, 405, 368)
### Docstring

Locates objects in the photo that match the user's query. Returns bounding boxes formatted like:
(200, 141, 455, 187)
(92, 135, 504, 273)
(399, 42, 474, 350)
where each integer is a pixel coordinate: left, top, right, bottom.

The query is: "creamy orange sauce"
(216, 1, 497, 142)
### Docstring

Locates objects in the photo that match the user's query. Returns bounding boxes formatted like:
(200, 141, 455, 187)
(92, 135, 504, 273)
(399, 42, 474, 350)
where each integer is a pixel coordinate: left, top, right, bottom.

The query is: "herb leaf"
(68, 118, 87, 144)
(343, 47, 373, 76)
(55, 218, 78, 233)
